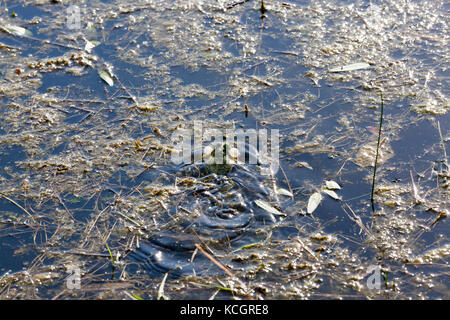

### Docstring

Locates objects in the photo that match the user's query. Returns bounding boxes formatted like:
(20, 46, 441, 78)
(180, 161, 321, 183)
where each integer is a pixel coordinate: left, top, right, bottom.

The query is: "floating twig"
(226, 0, 252, 10)
(436, 120, 448, 169)
(113, 74, 139, 107)
(279, 162, 294, 200)
(409, 170, 423, 205)
(44, 249, 110, 258)
(271, 50, 299, 56)
(370, 91, 384, 212)
(342, 203, 371, 236)
(0, 26, 83, 51)
(294, 238, 318, 261)
(195, 244, 235, 277)
(0, 192, 35, 221)
(0, 41, 21, 50)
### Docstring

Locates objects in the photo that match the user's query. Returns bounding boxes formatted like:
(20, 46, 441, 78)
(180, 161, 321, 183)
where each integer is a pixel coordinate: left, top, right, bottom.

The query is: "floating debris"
(322, 189, 341, 200)
(307, 192, 322, 214)
(98, 69, 114, 86)
(84, 40, 100, 53)
(255, 199, 285, 216)
(354, 140, 394, 167)
(0, 0, 448, 301)
(329, 62, 371, 73)
(276, 187, 293, 197)
(1, 24, 32, 37)
(325, 180, 341, 190)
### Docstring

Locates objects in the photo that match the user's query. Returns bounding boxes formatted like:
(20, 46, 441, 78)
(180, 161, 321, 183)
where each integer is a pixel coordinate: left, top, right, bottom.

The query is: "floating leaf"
(276, 187, 293, 197)
(322, 189, 342, 200)
(255, 199, 284, 216)
(84, 40, 100, 53)
(329, 62, 370, 73)
(325, 180, 341, 190)
(2, 24, 32, 37)
(98, 69, 114, 86)
(307, 192, 322, 214)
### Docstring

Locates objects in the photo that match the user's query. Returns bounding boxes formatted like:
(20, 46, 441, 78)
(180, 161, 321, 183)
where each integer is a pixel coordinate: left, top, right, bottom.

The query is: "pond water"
(0, 0, 448, 299)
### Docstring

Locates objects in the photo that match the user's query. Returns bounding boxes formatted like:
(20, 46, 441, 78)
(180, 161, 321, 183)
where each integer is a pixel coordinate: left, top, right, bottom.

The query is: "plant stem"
(371, 91, 384, 212)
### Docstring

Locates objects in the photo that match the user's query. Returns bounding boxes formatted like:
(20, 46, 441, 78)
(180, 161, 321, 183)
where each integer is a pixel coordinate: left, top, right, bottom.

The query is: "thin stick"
(80, 204, 111, 248)
(0, 27, 83, 51)
(342, 203, 371, 236)
(56, 194, 75, 220)
(0, 192, 35, 221)
(43, 249, 110, 258)
(279, 162, 294, 200)
(195, 244, 235, 277)
(270, 51, 299, 56)
(294, 238, 318, 261)
(370, 91, 384, 212)
(436, 120, 448, 168)
(114, 75, 139, 107)
(157, 273, 168, 300)
(0, 42, 21, 50)
(226, 0, 251, 9)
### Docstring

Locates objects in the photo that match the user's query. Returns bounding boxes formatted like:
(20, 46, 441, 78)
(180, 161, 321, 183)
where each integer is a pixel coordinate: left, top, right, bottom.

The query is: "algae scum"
(0, 0, 448, 299)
